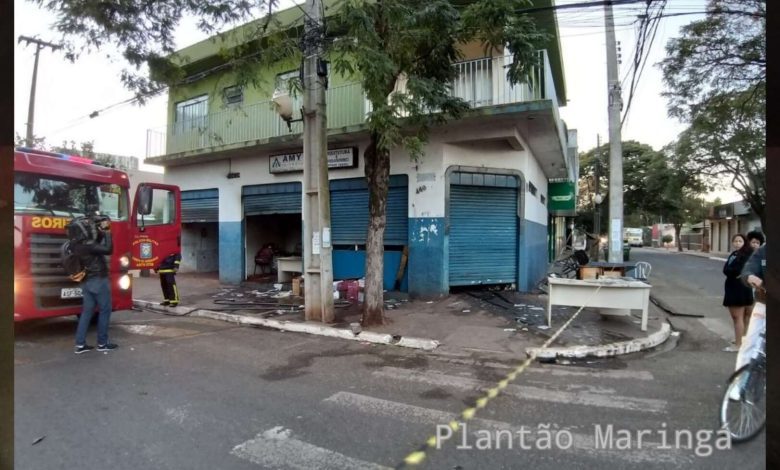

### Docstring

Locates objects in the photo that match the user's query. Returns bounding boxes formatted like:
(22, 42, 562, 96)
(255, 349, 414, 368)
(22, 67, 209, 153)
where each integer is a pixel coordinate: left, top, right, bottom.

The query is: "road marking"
(231, 426, 391, 470)
(323, 392, 688, 465)
(115, 324, 199, 337)
(431, 356, 654, 380)
(373, 367, 667, 413)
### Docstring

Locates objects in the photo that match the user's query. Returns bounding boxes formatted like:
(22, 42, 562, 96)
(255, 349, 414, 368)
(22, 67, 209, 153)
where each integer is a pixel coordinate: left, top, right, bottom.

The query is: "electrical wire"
(621, 0, 668, 127)
(40, 1, 718, 136)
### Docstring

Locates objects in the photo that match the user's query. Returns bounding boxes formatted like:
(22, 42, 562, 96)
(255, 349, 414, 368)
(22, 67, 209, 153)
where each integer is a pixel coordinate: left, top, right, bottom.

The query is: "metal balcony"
(146, 50, 562, 160)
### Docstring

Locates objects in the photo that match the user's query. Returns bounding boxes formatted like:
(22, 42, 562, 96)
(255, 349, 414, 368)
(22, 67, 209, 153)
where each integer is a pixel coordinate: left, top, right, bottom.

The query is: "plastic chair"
(253, 246, 274, 275)
(633, 261, 652, 280)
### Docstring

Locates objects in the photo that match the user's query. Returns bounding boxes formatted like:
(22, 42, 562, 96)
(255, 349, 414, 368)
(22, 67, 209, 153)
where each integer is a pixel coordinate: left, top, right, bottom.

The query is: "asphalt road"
(14, 251, 765, 469)
(630, 248, 735, 344)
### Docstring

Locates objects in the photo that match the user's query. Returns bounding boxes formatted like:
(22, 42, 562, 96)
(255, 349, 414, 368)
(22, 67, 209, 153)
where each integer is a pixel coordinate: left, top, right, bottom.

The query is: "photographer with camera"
(69, 214, 118, 354)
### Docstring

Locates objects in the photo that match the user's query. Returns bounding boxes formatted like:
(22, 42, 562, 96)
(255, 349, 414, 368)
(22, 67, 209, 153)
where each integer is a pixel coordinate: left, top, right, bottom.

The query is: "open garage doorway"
(245, 213, 302, 280)
(242, 182, 303, 281)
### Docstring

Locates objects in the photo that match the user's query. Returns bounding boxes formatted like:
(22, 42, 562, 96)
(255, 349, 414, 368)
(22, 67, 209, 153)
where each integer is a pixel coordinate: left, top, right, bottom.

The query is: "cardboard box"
(578, 267, 600, 280)
(601, 270, 622, 278)
(292, 276, 303, 297)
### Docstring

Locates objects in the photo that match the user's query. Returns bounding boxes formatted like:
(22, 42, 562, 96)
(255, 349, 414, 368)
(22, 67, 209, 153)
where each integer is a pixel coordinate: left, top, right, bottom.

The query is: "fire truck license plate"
(61, 287, 83, 299)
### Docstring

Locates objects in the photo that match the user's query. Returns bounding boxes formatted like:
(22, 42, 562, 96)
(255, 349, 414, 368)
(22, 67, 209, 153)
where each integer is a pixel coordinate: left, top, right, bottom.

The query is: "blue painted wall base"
(519, 220, 548, 291)
(219, 221, 244, 284)
(332, 249, 408, 291)
(408, 217, 447, 299)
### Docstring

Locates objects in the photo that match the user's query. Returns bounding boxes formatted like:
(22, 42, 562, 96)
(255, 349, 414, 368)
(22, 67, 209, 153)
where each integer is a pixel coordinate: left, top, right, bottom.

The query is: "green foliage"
(660, 0, 765, 231)
(660, 0, 765, 120)
(662, 234, 673, 244)
(326, 0, 547, 159)
(577, 140, 709, 230)
(674, 85, 766, 228)
(14, 132, 96, 158)
(33, 0, 279, 100)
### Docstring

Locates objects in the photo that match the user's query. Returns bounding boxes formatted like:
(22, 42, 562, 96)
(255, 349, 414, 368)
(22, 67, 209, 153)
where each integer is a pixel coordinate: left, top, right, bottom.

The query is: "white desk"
(276, 256, 303, 282)
(547, 277, 652, 331)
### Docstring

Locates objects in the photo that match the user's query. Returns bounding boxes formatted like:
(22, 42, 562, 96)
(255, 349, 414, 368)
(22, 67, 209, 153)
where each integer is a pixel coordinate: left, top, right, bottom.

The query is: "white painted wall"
(165, 119, 554, 230)
(524, 157, 548, 226)
(438, 125, 547, 227)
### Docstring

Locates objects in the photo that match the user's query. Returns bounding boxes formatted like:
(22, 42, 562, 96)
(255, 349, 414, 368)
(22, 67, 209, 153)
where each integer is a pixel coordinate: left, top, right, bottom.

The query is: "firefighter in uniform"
(155, 252, 181, 306)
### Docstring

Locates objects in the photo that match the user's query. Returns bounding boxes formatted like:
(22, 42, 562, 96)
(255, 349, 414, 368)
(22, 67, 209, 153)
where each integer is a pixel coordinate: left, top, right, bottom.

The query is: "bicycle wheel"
(720, 363, 766, 442)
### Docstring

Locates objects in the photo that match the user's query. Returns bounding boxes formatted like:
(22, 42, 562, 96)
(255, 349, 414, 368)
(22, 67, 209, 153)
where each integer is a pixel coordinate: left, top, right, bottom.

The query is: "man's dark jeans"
(75, 276, 112, 346)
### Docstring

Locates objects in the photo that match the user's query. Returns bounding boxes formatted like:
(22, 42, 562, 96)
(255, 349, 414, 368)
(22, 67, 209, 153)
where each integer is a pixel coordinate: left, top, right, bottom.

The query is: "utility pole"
(594, 134, 601, 261)
(301, 0, 334, 322)
(18, 36, 61, 148)
(604, 1, 624, 263)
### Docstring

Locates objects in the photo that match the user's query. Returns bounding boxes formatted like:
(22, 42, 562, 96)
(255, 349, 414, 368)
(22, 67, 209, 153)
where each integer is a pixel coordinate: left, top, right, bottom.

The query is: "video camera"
(66, 213, 111, 243)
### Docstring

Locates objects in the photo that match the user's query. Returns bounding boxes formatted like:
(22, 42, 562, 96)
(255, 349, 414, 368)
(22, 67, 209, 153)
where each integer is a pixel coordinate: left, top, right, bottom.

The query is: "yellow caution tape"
(395, 285, 603, 468)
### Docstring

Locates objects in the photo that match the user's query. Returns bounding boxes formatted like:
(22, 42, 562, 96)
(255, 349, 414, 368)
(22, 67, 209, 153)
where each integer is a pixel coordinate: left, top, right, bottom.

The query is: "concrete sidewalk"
(130, 272, 670, 360)
(642, 246, 729, 261)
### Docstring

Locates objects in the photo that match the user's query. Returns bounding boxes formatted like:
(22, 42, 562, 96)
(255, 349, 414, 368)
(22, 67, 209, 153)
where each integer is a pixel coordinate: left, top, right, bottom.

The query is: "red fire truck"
(13, 147, 181, 322)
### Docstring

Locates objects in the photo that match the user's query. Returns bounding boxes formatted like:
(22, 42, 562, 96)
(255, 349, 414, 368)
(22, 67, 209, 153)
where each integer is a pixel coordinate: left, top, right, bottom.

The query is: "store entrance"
(245, 213, 302, 281)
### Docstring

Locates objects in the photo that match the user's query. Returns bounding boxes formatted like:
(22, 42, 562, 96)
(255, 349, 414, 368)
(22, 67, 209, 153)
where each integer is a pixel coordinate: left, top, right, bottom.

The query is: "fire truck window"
(136, 188, 176, 226)
(13, 174, 128, 220)
(98, 184, 128, 221)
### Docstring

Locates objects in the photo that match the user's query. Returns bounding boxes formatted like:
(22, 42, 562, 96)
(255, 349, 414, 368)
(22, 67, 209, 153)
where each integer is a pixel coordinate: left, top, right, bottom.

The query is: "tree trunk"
(674, 224, 683, 252)
(361, 132, 390, 326)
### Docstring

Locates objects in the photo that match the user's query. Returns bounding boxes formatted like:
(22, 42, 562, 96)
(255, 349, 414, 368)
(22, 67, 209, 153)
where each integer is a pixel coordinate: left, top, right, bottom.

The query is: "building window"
(174, 95, 208, 134)
(540, 194, 546, 204)
(223, 85, 243, 105)
(528, 182, 537, 196)
(275, 69, 301, 95)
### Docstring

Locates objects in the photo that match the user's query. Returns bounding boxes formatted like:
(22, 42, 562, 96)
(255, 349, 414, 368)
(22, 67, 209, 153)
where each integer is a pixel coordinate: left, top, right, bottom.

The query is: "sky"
(13, 0, 740, 201)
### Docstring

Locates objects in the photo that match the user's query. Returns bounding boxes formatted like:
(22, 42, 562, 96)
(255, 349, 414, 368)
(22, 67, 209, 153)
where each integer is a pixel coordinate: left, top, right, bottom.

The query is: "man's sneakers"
(74, 344, 95, 354)
(169, 301, 179, 307)
(75, 343, 119, 354)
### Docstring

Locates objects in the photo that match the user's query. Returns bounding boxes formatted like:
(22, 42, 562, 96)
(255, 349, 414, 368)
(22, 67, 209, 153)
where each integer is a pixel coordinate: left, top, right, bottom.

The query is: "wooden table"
(579, 262, 638, 279)
(276, 256, 303, 282)
(547, 277, 652, 331)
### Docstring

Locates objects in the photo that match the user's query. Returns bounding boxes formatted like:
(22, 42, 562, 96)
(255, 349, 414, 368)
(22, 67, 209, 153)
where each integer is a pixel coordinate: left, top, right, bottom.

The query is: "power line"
(516, 0, 654, 15)
(621, 0, 667, 127)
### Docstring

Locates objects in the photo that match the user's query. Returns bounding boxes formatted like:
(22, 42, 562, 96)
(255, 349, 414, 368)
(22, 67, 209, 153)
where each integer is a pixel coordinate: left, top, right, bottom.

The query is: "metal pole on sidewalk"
(604, 1, 624, 263)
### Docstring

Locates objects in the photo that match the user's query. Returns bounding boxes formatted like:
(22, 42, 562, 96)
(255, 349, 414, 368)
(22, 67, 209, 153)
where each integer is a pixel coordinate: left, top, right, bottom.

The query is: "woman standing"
(722, 234, 754, 352)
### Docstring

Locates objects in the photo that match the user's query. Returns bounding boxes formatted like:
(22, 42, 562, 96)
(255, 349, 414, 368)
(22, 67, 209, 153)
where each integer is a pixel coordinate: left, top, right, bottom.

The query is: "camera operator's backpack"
(61, 240, 86, 282)
(60, 217, 93, 282)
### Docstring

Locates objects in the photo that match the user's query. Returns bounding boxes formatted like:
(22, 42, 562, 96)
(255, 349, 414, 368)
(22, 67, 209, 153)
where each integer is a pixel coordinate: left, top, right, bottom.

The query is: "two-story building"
(145, 0, 578, 298)
(707, 200, 763, 253)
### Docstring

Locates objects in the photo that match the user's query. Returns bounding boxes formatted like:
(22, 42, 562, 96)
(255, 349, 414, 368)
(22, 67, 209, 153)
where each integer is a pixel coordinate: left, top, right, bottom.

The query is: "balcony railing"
(147, 50, 556, 158)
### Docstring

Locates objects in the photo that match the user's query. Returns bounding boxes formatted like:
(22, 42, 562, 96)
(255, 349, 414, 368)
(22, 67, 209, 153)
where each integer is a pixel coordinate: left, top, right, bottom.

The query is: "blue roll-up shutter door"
(242, 182, 302, 215)
(181, 189, 219, 223)
(449, 173, 518, 286)
(330, 175, 408, 245)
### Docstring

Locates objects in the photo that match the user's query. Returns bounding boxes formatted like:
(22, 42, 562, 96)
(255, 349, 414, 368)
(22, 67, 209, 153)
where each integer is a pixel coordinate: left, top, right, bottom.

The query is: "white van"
(624, 227, 644, 247)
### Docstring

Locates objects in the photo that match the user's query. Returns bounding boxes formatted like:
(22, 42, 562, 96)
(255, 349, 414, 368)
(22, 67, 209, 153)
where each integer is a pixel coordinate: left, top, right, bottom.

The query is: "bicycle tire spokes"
(720, 365, 766, 442)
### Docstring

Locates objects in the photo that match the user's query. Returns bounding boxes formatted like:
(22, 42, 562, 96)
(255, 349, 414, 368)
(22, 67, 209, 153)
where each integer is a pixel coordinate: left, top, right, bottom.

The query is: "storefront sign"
(547, 181, 576, 216)
(269, 147, 358, 174)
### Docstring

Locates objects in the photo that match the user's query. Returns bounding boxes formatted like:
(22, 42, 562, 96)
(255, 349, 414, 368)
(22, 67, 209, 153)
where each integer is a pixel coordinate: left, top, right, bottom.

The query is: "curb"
(525, 322, 671, 359)
(133, 299, 440, 351)
(644, 247, 728, 262)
